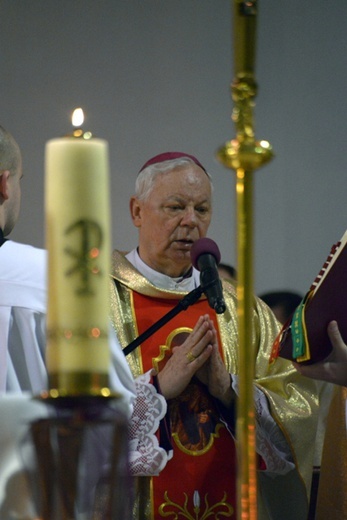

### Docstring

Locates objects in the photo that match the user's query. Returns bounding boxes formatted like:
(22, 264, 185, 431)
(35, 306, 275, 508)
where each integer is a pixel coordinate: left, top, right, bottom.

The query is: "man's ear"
(0, 170, 10, 200)
(129, 196, 142, 228)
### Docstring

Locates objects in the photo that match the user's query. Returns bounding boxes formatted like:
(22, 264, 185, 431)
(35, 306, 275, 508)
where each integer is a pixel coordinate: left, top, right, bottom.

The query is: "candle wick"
(73, 129, 84, 138)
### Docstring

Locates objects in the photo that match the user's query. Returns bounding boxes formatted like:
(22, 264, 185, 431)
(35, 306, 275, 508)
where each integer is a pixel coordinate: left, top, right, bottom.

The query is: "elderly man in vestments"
(109, 151, 319, 520)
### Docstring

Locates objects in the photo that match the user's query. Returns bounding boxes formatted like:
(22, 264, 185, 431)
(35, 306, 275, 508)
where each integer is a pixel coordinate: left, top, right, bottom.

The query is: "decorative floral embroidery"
(159, 489, 234, 519)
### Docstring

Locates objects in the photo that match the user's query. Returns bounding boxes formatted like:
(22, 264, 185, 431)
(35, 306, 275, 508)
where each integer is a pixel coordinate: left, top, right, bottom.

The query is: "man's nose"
(180, 207, 197, 226)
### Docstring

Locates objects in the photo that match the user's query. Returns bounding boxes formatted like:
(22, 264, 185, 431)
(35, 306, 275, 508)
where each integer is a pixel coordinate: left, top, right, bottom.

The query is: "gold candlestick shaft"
(216, 2, 273, 519)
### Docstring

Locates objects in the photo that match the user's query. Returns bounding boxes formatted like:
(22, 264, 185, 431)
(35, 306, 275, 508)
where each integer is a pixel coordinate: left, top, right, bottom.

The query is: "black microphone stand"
(123, 285, 203, 356)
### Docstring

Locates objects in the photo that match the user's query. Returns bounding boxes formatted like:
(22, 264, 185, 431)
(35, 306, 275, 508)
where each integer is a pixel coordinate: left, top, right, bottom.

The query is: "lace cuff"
(231, 375, 295, 475)
(128, 371, 171, 476)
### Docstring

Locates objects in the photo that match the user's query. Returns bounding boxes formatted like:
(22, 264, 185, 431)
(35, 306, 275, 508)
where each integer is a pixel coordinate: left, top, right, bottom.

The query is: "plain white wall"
(1, 0, 346, 295)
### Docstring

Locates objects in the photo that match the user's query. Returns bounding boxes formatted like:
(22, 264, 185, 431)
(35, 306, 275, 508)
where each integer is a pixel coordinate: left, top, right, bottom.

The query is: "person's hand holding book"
(293, 320, 347, 386)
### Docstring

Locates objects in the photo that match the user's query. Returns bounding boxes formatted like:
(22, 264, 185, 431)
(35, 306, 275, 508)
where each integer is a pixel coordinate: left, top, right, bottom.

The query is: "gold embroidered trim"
(158, 490, 234, 519)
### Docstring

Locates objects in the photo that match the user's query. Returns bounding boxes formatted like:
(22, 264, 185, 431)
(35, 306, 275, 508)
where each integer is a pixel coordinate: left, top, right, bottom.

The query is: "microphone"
(190, 238, 226, 314)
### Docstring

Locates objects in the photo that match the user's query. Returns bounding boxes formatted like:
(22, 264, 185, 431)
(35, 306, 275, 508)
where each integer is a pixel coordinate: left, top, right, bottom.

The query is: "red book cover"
(278, 230, 347, 364)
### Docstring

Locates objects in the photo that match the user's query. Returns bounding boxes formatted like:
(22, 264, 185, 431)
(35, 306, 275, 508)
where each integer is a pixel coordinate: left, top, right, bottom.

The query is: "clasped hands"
(156, 314, 234, 408)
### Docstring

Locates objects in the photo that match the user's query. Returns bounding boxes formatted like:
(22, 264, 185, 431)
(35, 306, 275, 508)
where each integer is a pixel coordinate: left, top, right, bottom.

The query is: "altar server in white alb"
(0, 125, 48, 393)
(0, 124, 137, 401)
(0, 124, 166, 470)
(0, 125, 132, 519)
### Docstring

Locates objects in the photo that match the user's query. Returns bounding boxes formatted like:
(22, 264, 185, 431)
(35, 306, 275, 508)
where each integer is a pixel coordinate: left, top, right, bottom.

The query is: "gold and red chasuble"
(132, 291, 236, 519)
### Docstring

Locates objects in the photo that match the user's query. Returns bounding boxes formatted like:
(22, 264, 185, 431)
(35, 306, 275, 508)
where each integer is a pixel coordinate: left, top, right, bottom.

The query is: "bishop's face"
(130, 164, 212, 278)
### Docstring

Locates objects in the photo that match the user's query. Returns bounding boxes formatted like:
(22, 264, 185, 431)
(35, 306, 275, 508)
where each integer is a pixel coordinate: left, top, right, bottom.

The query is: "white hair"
(135, 157, 213, 201)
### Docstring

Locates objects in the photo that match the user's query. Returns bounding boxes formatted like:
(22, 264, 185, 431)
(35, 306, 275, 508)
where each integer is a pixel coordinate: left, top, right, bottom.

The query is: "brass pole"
(216, 2, 273, 519)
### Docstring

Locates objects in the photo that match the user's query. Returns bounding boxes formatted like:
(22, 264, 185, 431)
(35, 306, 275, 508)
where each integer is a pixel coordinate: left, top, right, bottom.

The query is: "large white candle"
(45, 130, 111, 396)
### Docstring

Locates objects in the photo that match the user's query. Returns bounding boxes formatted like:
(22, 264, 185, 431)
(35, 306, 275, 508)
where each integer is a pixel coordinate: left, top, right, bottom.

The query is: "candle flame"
(72, 107, 84, 128)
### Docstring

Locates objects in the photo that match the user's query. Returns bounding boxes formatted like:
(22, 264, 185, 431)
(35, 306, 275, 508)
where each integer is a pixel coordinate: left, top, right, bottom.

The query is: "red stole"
(132, 291, 236, 519)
